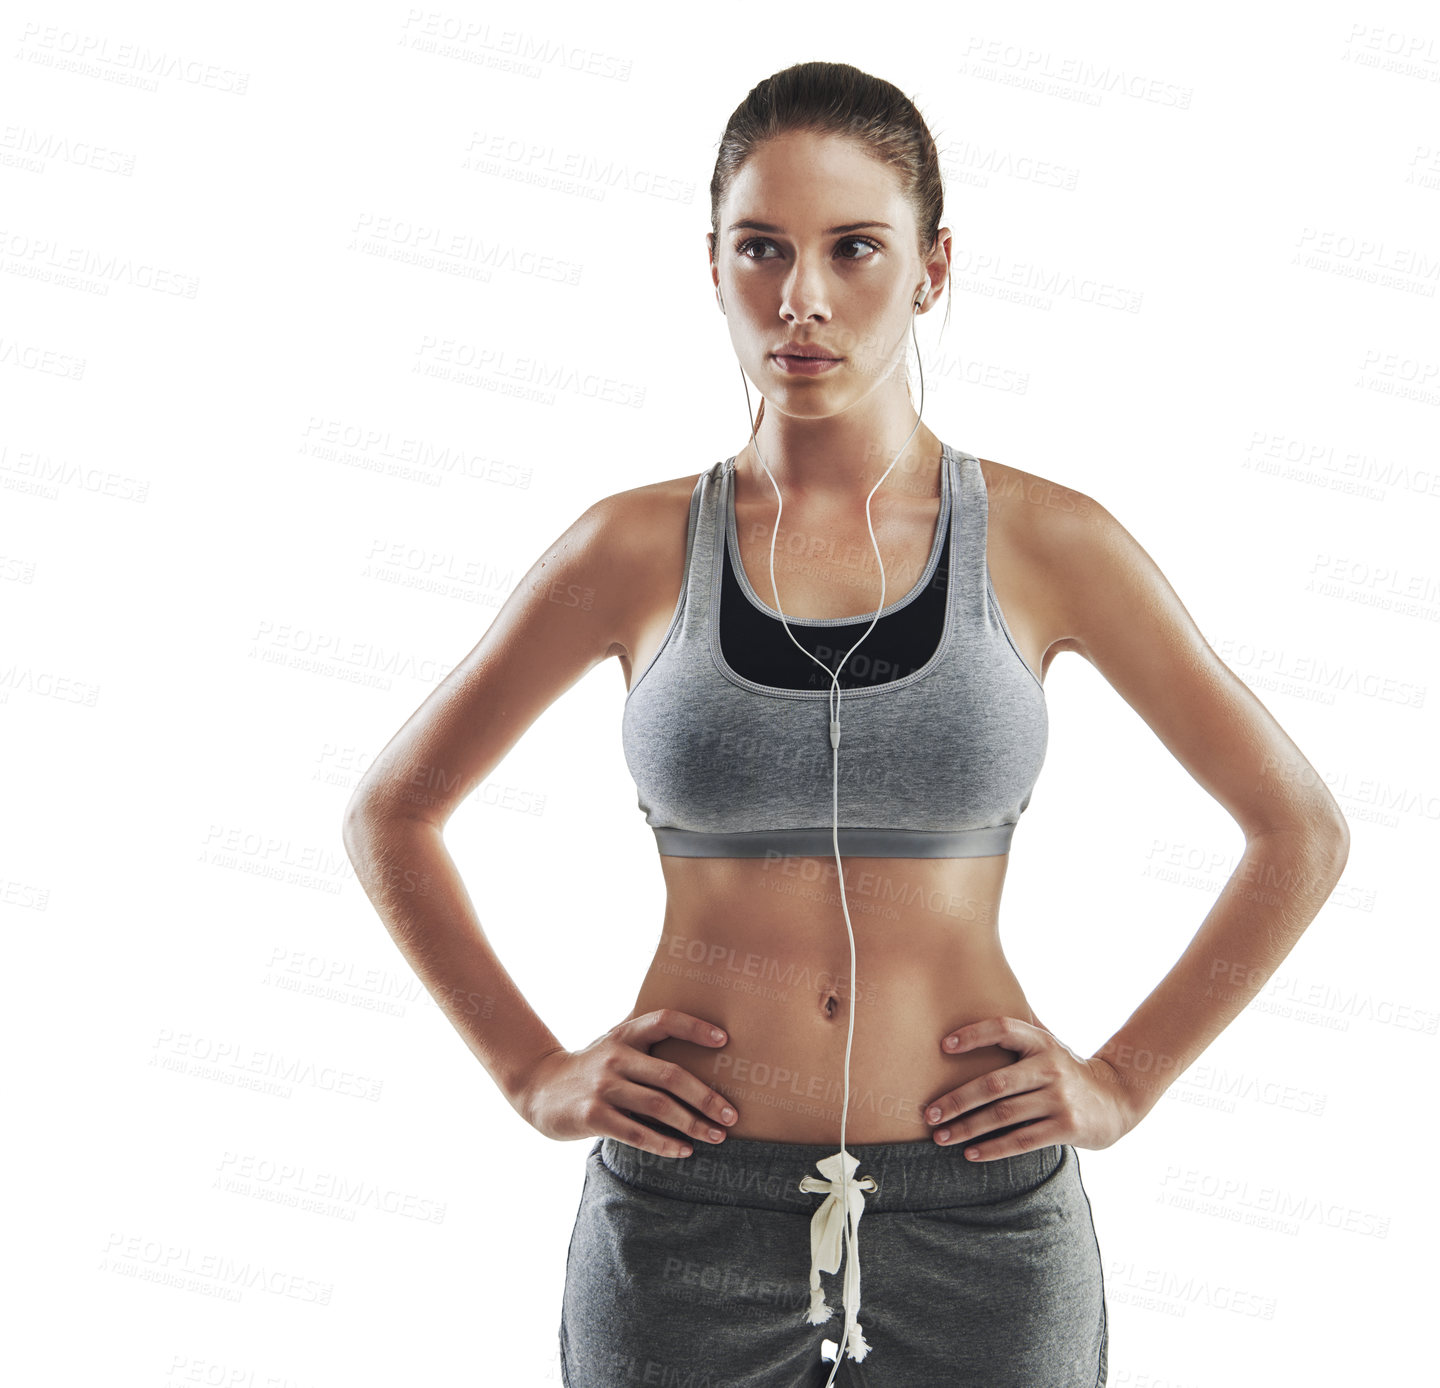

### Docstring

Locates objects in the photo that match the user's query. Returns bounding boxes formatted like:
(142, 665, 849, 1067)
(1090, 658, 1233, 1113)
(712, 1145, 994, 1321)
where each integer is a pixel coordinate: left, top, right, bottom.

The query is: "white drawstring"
(798, 1150, 879, 1362)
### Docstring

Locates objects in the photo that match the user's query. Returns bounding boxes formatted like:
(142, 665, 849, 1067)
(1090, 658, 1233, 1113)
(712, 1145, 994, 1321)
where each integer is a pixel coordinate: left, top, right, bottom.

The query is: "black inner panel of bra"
(719, 524, 949, 689)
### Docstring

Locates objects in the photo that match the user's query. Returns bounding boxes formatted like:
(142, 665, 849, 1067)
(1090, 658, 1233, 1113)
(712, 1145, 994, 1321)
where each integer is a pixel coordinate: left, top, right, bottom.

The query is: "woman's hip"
(560, 1127, 1107, 1387)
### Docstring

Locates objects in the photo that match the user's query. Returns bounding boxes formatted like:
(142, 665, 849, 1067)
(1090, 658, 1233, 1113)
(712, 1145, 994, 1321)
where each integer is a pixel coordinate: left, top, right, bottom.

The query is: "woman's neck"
(737, 420, 942, 502)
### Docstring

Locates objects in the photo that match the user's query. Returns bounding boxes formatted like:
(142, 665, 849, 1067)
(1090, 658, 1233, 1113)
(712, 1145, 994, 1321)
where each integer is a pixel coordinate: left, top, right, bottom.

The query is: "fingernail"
(711, 1029, 725, 1042)
(722, 1108, 736, 1122)
(937, 1129, 951, 1143)
(927, 1106, 942, 1123)
(709, 1129, 724, 1142)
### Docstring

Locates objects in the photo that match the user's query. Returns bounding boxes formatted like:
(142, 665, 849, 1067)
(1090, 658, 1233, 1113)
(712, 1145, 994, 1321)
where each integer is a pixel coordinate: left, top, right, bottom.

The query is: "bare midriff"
(622, 851, 1039, 1146)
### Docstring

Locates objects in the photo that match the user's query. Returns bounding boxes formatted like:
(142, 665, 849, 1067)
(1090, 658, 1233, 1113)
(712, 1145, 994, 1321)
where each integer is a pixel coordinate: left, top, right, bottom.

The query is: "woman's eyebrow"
(726, 219, 894, 235)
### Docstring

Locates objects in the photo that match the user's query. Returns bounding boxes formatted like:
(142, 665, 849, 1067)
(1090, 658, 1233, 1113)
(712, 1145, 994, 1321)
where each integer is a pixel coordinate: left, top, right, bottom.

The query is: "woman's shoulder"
(974, 455, 1102, 540)
(587, 464, 714, 552)
(972, 454, 1127, 660)
(598, 465, 712, 515)
(975, 453, 1196, 669)
(571, 465, 713, 604)
(975, 453, 1130, 574)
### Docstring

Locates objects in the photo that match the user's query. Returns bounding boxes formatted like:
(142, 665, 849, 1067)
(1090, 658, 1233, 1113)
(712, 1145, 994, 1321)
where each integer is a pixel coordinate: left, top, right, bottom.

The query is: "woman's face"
(710, 130, 942, 421)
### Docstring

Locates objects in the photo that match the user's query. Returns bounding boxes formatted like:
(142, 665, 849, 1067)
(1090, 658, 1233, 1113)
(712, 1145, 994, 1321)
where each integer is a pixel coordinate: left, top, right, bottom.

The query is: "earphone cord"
(736, 294, 927, 1381)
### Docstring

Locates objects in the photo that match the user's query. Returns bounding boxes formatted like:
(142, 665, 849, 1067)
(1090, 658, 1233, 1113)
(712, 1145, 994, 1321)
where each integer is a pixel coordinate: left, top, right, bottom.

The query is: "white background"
(5, 2, 1437, 1385)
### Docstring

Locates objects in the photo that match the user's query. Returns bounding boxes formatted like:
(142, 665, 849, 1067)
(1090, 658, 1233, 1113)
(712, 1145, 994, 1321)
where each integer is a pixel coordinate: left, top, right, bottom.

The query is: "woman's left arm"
(927, 478, 1351, 1157)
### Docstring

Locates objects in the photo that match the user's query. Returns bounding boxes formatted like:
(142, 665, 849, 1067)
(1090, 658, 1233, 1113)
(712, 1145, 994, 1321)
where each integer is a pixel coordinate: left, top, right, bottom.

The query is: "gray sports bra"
(620, 442, 1048, 858)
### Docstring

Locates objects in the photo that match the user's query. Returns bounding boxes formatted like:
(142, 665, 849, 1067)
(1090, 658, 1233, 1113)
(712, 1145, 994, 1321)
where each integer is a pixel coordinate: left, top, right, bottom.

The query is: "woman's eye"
(734, 236, 881, 261)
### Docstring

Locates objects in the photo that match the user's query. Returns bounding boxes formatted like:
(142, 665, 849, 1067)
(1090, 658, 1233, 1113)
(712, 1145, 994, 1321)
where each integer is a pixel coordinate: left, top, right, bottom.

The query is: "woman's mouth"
(771, 354, 844, 376)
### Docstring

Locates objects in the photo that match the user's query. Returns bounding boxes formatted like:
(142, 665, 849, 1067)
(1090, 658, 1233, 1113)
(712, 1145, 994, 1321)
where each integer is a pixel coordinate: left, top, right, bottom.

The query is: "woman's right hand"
(518, 1010, 740, 1159)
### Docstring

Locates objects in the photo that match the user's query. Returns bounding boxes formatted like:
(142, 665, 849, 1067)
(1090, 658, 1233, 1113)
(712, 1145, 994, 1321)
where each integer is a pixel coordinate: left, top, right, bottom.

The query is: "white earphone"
(727, 283, 929, 1378)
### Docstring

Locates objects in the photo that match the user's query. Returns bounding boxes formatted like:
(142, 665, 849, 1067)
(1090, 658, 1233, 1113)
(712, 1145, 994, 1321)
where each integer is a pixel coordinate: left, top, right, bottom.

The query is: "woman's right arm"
(340, 485, 736, 1158)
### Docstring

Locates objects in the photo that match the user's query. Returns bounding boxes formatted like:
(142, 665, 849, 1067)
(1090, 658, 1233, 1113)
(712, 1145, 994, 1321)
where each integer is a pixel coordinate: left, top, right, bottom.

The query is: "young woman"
(343, 62, 1350, 1388)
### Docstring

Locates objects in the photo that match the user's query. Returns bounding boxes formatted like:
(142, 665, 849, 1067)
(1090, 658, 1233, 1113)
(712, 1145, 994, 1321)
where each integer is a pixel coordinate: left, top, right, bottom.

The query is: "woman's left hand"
(923, 1015, 1137, 1160)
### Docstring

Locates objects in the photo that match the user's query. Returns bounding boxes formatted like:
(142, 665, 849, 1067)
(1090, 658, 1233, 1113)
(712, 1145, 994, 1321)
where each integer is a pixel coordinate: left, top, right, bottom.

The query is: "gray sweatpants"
(559, 1121, 1108, 1387)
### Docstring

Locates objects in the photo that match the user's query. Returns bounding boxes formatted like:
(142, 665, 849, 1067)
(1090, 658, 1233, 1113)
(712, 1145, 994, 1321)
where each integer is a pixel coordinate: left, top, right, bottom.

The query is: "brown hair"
(708, 61, 951, 429)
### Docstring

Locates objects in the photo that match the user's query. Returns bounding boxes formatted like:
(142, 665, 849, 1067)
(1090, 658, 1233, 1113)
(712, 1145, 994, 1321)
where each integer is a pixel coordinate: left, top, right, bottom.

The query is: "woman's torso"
(615, 437, 1056, 1144)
